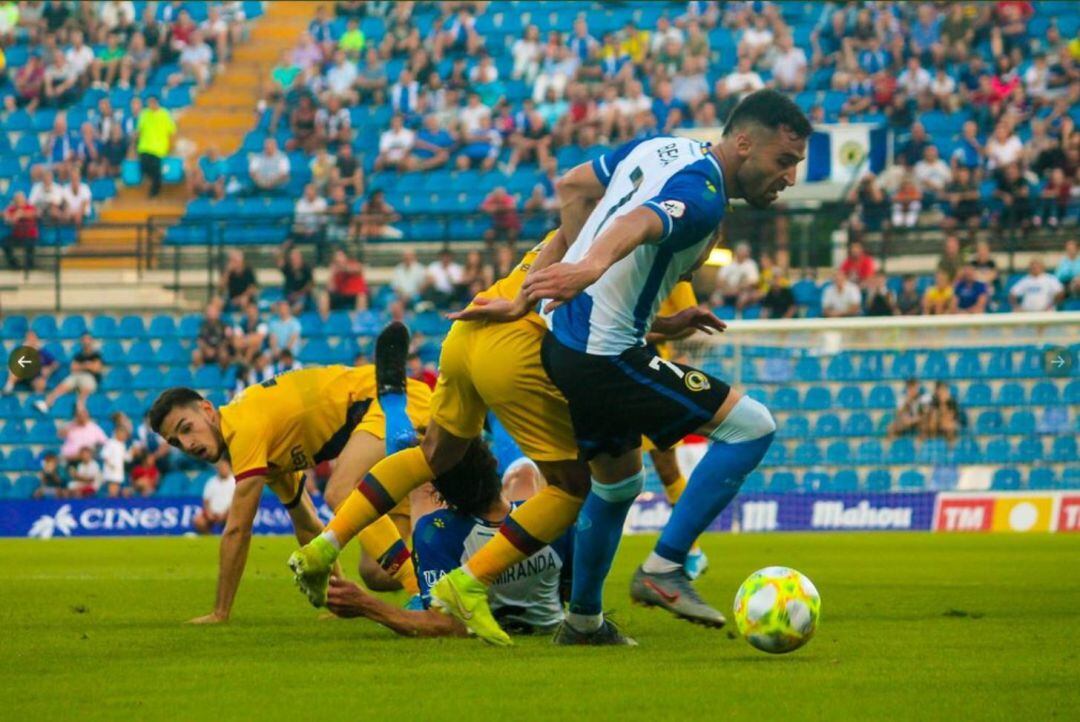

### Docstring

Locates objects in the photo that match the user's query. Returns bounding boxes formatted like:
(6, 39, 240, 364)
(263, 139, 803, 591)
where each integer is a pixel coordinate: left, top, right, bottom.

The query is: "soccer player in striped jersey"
(521, 89, 811, 642)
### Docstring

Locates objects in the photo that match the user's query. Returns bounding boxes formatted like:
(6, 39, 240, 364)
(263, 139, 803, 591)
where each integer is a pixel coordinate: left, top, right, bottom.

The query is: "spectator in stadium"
(391, 249, 426, 303)
(194, 461, 235, 534)
(406, 113, 455, 171)
(292, 183, 328, 247)
(942, 165, 981, 233)
(424, 248, 466, 309)
(456, 115, 501, 172)
(324, 49, 359, 105)
(125, 31, 155, 91)
(459, 250, 492, 298)
(913, 145, 952, 199)
(58, 406, 108, 468)
(136, 95, 175, 197)
(760, 269, 796, 319)
(69, 445, 103, 497)
(896, 274, 923, 316)
(407, 352, 438, 390)
(888, 378, 931, 439)
(219, 248, 258, 311)
(356, 189, 402, 239)
(332, 143, 364, 197)
(971, 240, 1000, 291)
(231, 301, 268, 366)
(891, 175, 923, 228)
(29, 170, 66, 224)
(173, 28, 213, 90)
(897, 122, 932, 167)
(935, 235, 964, 281)
(512, 24, 543, 83)
(524, 156, 559, 214)
(91, 32, 127, 90)
(375, 113, 415, 172)
(863, 272, 899, 317)
(61, 167, 93, 226)
(986, 122, 1024, 171)
(929, 67, 959, 112)
(994, 162, 1032, 230)
(821, 270, 863, 318)
(953, 263, 990, 314)
(3, 191, 39, 270)
(1056, 239, 1080, 300)
(14, 54, 46, 109)
(356, 47, 388, 105)
(840, 240, 877, 286)
(389, 68, 420, 116)
(491, 243, 516, 281)
(3, 330, 56, 395)
(738, 13, 773, 66)
(324, 184, 351, 244)
(480, 186, 521, 246)
(1036, 166, 1072, 228)
(279, 245, 315, 314)
(714, 243, 759, 309)
(267, 347, 303, 378)
(319, 248, 369, 317)
(191, 298, 234, 371)
(99, 123, 129, 178)
(897, 57, 932, 105)
(1010, 258, 1064, 312)
(101, 423, 132, 498)
(267, 300, 302, 358)
(248, 137, 291, 194)
(770, 32, 808, 92)
(922, 270, 956, 315)
(950, 121, 984, 177)
(432, 6, 483, 61)
(131, 452, 161, 496)
(74, 121, 104, 179)
(186, 148, 227, 201)
(925, 381, 964, 443)
(286, 94, 321, 154)
(847, 172, 889, 238)
(338, 17, 366, 58)
(44, 48, 79, 107)
(718, 56, 764, 110)
(505, 103, 551, 175)
(34, 452, 66, 500)
(35, 334, 104, 415)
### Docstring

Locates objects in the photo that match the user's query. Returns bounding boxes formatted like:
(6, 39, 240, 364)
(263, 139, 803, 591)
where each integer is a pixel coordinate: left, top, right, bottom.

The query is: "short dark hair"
(148, 387, 206, 435)
(431, 439, 502, 517)
(723, 89, 813, 139)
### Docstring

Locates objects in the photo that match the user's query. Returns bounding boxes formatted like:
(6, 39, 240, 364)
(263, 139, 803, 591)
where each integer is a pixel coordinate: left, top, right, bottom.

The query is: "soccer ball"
(733, 566, 820, 654)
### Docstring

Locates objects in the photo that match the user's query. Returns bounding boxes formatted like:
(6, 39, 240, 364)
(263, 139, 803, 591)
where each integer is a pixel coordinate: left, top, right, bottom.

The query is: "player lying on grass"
(519, 89, 809, 642)
(326, 440, 572, 638)
(149, 325, 430, 623)
(289, 231, 723, 645)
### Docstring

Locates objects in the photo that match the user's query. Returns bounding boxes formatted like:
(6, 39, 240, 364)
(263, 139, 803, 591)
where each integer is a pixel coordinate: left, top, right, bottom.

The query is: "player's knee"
(711, 396, 777, 444)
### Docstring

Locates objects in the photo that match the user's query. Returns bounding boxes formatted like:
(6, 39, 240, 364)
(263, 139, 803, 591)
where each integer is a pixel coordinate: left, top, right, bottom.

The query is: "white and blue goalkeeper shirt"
(412, 503, 572, 631)
(543, 136, 728, 356)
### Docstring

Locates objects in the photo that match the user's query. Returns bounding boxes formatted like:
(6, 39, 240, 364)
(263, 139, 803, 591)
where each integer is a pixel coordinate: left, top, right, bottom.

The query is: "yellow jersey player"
(149, 343, 431, 624)
(289, 228, 723, 645)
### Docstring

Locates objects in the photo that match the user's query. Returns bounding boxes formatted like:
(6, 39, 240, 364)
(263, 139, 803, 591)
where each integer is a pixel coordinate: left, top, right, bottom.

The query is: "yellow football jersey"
(654, 280, 698, 360)
(470, 236, 548, 330)
(220, 366, 431, 494)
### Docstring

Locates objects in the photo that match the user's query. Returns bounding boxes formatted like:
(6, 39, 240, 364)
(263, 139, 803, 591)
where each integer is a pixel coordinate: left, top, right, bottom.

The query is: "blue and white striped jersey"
(543, 136, 728, 356)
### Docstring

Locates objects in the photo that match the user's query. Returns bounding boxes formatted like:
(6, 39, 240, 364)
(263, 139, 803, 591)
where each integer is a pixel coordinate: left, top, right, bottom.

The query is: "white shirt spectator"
(718, 257, 760, 294)
(772, 47, 808, 89)
(930, 73, 956, 97)
(427, 260, 463, 294)
(898, 66, 932, 95)
(180, 41, 212, 67)
(327, 61, 358, 96)
(724, 69, 765, 98)
(294, 194, 327, 232)
(378, 126, 415, 163)
(822, 281, 863, 315)
(616, 92, 652, 117)
(1011, 273, 1063, 312)
(30, 181, 65, 212)
(511, 37, 542, 79)
(66, 44, 96, 76)
(392, 260, 427, 298)
(741, 26, 773, 55)
(99, 1, 136, 31)
(459, 103, 492, 135)
(73, 457, 103, 491)
(249, 150, 290, 186)
(63, 182, 93, 219)
(914, 158, 952, 193)
(203, 471, 235, 516)
(1023, 63, 1048, 97)
(100, 437, 128, 485)
(986, 134, 1023, 170)
(650, 26, 684, 54)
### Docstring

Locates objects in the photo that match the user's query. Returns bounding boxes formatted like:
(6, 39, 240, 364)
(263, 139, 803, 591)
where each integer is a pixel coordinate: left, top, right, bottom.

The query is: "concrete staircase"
(65, 1, 318, 270)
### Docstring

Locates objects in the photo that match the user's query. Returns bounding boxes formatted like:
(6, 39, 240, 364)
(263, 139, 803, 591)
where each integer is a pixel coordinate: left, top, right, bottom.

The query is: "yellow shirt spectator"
(136, 105, 176, 158)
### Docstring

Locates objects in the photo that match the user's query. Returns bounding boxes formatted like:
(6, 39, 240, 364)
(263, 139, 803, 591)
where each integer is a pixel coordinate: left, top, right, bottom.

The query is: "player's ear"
(735, 128, 754, 158)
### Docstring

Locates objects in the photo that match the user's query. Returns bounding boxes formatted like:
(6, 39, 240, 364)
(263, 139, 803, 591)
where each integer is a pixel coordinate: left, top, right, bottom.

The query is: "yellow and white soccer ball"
(733, 566, 820, 654)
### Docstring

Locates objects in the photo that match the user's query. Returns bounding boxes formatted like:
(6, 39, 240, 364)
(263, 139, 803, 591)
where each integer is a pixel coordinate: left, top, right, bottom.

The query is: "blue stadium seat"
(119, 315, 147, 339)
(793, 442, 822, 466)
(7, 448, 35, 471)
(826, 353, 855, 380)
(1030, 381, 1060, 406)
(1013, 436, 1043, 463)
(953, 350, 983, 378)
(299, 313, 325, 338)
(115, 392, 144, 420)
(802, 471, 830, 491)
(85, 393, 113, 419)
(1008, 410, 1036, 435)
(996, 382, 1025, 406)
(158, 340, 187, 365)
(868, 385, 896, 409)
(157, 472, 188, 496)
(324, 312, 353, 338)
(743, 471, 767, 492)
(814, 413, 840, 437)
(31, 315, 59, 339)
(985, 438, 1012, 464)
(917, 438, 949, 464)
(897, 470, 926, 490)
(58, 315, 88, 339)
(164, 368, 194, 388)
(99, 340, 125, 366)
(888, 438, 915, 464)
(26, 420, 56, 444)
(963, 382, 991, 406)
(830, 469, 860, 491)
(865, 469, 892, 491)
(132, 368, 161, 391)
(794, 357, 821, 382)
(92, 315, 119, 338)
(1065, 468, 1080, 488)
(2, 314, 28, 338)
(922, 350, 950, 378)
(856, 351, 886, 381)
(148, 315, 178, 338)
(127, 340, 155, 365)
(1049, 436, 1077, 463)
(193, 366, 223, 391)
(953, 436, 981, 464)
(103, 368, 134, 392)
(762, 443, 787, 467)
(771, 387, 799, 411)
(778, 415, 808, 439)
(836, 385, 864, 409)
(768, 472, 797, 493)
(826, 441, 851, 464)
(1066, 380, 1080, 405)
(802, 386, 831, 411)
(890, 351, 916, 379)
(299, 339, 334, 365)
(855, 440, 883, 464)
(991, 468, 1021, 491)
(843, 412, 873, 437)
(1027, 468, 1057, 490)
(986, 350, 1015, 377)
(976, 410, 1004, 434)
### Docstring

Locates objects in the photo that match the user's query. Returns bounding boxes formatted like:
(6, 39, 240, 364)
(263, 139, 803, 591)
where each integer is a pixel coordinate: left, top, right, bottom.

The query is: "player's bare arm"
(524, 205, 665, 312)
(186, 474, 265, 624)
(325, 577, 466, 638)
(556, 160, 607, 245)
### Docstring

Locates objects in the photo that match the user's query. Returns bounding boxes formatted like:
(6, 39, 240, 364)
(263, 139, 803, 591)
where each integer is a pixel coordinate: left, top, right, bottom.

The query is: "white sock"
(567, 611, 603, 633)
(642, 551, 682, 575)
(319, 529, 342, 551)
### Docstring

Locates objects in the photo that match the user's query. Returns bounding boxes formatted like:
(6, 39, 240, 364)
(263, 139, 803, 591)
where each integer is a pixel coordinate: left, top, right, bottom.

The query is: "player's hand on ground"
(523, 262, 599, 312)
(186, 611, 228, 625)
(654, 307, 728, 336)
(446, 293, 529, 323)
(325, 576, 372, 619)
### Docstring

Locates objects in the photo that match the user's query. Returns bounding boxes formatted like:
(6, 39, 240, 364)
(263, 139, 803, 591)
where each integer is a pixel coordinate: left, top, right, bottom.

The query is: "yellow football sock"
(357, 515, 420, 595)
(465, 485, 584, 586)
(326, 447, 434, 546)
(663, 475, 687, 506)
(662, 475, 700, 552)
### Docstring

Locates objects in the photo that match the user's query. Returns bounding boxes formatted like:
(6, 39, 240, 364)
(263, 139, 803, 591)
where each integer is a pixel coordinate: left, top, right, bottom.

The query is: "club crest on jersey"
(685, 371, 710, 392)
(659, 200, 685, 218)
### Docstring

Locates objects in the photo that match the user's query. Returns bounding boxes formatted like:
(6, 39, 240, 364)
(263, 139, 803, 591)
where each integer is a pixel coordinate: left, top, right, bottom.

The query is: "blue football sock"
(569, 471, 645, 617)
(380, 392, 416, 454)
(654, 433, 774, 565)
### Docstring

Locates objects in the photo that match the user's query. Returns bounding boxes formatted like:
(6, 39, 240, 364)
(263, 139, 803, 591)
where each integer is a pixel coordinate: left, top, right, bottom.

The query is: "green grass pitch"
(2, 533, 1077, 721)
